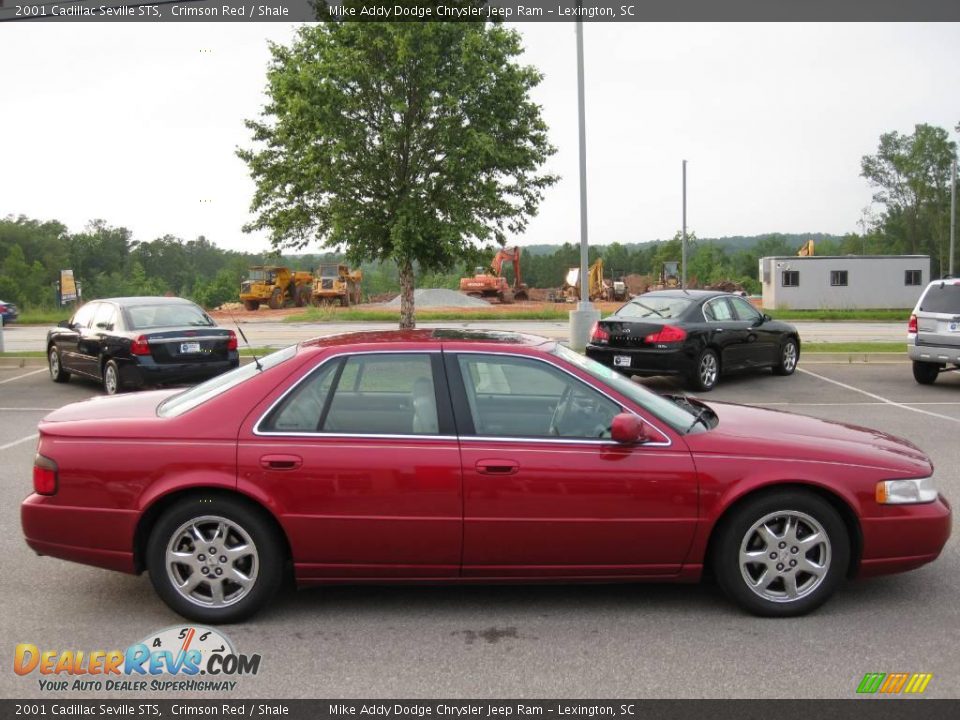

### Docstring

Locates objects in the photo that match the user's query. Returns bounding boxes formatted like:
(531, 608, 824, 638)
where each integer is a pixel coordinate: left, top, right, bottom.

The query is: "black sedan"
(586, 290, 800, 391)
(47, 296, 239, 394)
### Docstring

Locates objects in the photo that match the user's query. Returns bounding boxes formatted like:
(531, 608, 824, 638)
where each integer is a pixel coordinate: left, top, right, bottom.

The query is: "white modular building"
(759, 255, 931, 310)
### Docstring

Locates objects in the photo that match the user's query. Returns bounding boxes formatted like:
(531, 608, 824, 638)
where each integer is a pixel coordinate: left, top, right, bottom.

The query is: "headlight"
(876, 477, 939, 505)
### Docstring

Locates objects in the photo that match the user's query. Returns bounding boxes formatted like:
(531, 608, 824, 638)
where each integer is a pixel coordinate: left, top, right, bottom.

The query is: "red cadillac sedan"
(22, 330, 951, 622)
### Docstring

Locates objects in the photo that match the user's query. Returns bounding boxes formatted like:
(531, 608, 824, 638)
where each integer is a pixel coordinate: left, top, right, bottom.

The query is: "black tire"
(268, 288, 283, 310)
(146, 495, 284, 623)
(712, 490, 849, 617)
(912, 360, 940, 385)
(102, 359, 122, 395)
(689, 348, 720, 391)
(242, 299, 259, 311)
(773, 337, 799, 376)
(340, 295, 349, 307)
(48, 347, 70, 383)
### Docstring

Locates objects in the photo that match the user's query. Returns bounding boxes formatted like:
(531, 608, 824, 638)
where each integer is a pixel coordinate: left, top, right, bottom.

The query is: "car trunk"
(139, 326, 234, 364)
(598, 319, 670, 348)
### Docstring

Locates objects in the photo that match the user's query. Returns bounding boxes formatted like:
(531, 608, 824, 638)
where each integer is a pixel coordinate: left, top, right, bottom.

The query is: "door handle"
(260, 454, 302, 471)
(475, 460, 519, 475)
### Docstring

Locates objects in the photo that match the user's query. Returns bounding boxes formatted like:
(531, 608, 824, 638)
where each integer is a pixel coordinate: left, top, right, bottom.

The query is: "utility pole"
(681, 160, 687, 289)
(569, 11, 600, 350)
(951, 157, 956, 277)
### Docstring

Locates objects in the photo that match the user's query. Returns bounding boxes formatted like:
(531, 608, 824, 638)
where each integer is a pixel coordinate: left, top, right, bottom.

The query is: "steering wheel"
(548, 385, 573, 436)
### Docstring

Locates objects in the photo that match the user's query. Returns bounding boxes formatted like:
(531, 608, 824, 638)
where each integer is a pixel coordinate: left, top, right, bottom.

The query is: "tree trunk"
(398, 257, 415, 330)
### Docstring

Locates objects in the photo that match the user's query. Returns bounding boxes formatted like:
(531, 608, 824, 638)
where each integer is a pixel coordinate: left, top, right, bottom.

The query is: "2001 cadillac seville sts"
(21, 330, 951, 622)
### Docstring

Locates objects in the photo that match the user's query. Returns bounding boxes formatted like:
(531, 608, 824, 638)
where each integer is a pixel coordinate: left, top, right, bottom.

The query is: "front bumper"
(857, 494, 952, 578)
(586, 343, 697, 377)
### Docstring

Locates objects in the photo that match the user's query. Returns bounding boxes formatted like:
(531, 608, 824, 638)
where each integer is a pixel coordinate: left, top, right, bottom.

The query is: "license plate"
(613, 355, 632, 367)
(180, 342, 201, 354)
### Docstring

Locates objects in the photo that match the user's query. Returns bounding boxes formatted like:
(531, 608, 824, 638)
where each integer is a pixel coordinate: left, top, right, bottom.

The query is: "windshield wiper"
(636, 303, 665, 318)
(685, 406, 712, 434)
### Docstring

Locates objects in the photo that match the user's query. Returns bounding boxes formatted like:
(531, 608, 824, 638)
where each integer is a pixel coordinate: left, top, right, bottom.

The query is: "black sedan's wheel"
(49, 347, 70, 383)
(146, 495, 283, 623)
(689, 348, 719, 391)
(102, 360, 121, 395)
(912, 361, 940, 385)
(713, 490, 849, 617)
(773, 338, 799, 376)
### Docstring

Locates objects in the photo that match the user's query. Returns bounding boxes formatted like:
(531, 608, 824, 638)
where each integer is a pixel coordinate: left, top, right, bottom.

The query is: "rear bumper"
(21, 494, 138, 574)
(857, 495, 952, 578)
(586, 344, 696, 377)
(126, 355, 239, 387)
(908, 342, 960, 365)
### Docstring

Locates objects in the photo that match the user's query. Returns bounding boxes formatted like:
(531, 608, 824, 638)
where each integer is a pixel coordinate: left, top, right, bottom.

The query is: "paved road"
(1, 362, 956, 699)
(0, 320, 907, 352)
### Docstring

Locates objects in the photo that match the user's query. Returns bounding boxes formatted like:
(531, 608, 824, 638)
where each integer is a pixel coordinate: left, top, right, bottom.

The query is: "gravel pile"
(382, 288, 490, 308)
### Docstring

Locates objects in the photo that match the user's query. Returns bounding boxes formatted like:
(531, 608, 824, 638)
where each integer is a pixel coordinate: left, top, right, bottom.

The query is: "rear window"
(919, 283, 960, 314)
(126, 303, 214, 330)
(616, 296, 692, 320)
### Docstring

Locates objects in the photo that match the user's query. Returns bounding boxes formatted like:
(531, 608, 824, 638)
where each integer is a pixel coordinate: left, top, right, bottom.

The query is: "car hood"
(685, 401, 932, 476)
(41, 390, 180, 424)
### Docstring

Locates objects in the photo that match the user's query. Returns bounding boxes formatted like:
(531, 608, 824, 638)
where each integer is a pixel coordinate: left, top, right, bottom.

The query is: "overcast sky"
(1, 22, 957, 254)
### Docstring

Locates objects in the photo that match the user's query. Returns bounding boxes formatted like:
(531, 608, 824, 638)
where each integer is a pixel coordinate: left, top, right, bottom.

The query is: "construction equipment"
(562, 259, 621, 301)
(311, 264, 363, 307)
(459, 246, 528, 303)
(240, 266, 314, 311)
(797, 239, 815, 256)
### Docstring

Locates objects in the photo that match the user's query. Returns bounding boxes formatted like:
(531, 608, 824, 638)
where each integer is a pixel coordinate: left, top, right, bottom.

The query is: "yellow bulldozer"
(312, 263, 363, 307)
(240, 266, 314, 311)
(561, 259, 625, 302)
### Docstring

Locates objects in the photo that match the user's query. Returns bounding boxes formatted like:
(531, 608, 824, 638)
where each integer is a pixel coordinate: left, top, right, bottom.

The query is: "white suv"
(908, 278, 960, 384)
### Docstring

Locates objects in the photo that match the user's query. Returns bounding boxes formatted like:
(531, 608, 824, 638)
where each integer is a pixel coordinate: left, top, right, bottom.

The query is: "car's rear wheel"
(912, 360, 940, 385)
(242, 299, 259, 311)
(689, 348, 719, 391)
(102, 360, 121, 395)
(713, 490, 849, 617)
(48, 347, 70, 383)
(146, 496, 283, 623)
(773, 338, 799, 376)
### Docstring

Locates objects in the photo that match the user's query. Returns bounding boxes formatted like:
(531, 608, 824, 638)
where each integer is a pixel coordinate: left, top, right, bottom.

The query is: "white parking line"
(0, 369, 46, 385)
(757, 401, 960, 407)
(798, 367, 960, 423)
(0, 407, 56, 411)
(0, 433, 38, 452)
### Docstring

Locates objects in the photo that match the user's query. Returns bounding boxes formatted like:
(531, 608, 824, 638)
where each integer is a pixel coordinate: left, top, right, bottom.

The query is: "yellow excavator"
(563, 259, 624, 301)
(797, 239, 815, 256)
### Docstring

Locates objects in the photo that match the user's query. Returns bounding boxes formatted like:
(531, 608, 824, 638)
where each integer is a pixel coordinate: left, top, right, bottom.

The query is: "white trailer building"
(759, 255, 931, 310)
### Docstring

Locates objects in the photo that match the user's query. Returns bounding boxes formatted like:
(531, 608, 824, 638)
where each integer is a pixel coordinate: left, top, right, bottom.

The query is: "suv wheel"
(912, 360, 940, 385)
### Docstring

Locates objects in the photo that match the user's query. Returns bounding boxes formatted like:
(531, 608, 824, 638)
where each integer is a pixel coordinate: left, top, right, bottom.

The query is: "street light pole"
(681, 160, 687, 289)
(951, 157, 956, 277)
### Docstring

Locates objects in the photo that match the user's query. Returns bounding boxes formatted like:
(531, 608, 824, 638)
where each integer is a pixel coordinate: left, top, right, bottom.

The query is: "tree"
(238, 21, 557, 328)
(861, 124, 957, 273)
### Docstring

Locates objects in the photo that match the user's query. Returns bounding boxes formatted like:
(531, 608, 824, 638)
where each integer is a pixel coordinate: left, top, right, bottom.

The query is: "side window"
(729, 297, 761, 322)
(92, 303, 117, 331)
(71, 303, 98, 329)
(456, 354, 619, 439)
(704, 298, 734, 322)
(259, 359, 341, 433)
(323, 354, 439, 435)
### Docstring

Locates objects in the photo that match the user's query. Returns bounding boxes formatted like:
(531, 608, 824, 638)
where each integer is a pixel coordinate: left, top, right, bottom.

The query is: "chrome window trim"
(450, 349, 673, 448)
(701, 296, 734, 323)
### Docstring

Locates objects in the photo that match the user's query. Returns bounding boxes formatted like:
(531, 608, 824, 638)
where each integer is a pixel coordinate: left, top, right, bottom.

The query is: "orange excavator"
(459, 246, 529, 303)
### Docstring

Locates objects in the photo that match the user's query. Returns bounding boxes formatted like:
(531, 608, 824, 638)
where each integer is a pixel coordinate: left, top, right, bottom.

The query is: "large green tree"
(238, 21, 557, 327)
(861, 123, 957, 274)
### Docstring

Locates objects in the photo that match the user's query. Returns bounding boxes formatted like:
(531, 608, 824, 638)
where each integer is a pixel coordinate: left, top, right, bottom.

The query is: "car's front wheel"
(912, 360, 940, 385)
(773, 337, 799, 376)
(146, 495, 284, 623)
(713, 490, 849, 617)
(49, 347, 70, 383)
(689, 348, 719, 391)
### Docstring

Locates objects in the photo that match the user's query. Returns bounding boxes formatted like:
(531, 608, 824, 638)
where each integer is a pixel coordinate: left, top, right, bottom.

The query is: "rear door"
(447, 350, 698, 578)
(72, 302, 103, 378)
(237, 351, 463, 581)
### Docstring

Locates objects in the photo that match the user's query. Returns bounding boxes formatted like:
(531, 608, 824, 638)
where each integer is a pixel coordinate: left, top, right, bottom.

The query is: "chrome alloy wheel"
(165, 516, 259, 608)
(782, 342, 798, 373)
(739, 510, 831, 603)
(49, 351, 60, 379)
(103, 363, 118, 394)
(699, 352, 718, 388)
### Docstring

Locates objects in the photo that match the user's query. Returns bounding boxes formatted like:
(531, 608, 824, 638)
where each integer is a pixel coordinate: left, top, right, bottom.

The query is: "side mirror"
(58, 320, 71, 328)
(611, 413, 650, 445)
(763, 313, 772, 322)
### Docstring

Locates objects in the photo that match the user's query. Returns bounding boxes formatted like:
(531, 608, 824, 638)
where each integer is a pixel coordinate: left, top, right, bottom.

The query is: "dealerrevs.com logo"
(14, 626, 261, 692)
(856, 673, 933, 695)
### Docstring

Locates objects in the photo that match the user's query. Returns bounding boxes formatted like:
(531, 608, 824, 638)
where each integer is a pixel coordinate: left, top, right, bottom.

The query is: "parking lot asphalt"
(1, 361, 957, 699)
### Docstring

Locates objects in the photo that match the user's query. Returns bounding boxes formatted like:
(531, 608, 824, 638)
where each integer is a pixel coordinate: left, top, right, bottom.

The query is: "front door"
(237, 351, 462, 581)
(447, 351, 698, 578)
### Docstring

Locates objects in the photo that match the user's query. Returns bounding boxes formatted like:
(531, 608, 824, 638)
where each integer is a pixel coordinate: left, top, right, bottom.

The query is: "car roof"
(300, 328, 553, 350)
(94, 296, 199, 307)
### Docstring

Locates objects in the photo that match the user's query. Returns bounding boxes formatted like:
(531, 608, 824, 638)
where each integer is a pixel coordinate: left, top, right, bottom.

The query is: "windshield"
(157, 345, 298, 417)
(552, 345, 701, 433)
(126, 303, 214, 330)
(248, 269, 272, 282)
(319, 265, 339, 278)
(616, 296, 692, 320)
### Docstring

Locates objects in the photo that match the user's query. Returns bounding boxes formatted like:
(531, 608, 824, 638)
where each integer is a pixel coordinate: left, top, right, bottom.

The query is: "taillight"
(130, 335, 151, 355)
(227, 330, 238, 351)
(590, 323, 610, 343)
(0, 304, 6, 313)
(908, 314, 918, 334)
(645, 325, 688, 343)
(33, 454, 58, 495)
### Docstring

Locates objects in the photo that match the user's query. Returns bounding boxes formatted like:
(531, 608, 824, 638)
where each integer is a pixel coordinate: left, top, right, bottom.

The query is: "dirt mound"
(382, 288, 490, 308)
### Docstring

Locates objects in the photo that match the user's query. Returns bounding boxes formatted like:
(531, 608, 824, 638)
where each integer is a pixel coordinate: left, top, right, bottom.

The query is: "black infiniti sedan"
(47, 297, 239, 394)
(586, 290, 800, 391)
